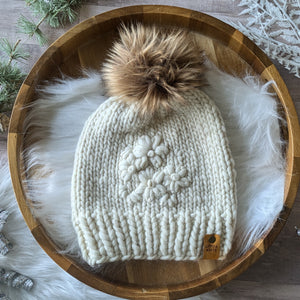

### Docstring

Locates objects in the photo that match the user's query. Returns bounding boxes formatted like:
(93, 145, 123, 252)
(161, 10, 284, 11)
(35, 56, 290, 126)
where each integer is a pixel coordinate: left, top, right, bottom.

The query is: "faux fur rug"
(0, 158, 120, 299)
(0, 67, 285, 299)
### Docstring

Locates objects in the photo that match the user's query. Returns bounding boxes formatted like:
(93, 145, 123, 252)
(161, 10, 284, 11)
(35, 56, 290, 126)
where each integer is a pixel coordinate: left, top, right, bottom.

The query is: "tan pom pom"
(102, 23, 206, 116)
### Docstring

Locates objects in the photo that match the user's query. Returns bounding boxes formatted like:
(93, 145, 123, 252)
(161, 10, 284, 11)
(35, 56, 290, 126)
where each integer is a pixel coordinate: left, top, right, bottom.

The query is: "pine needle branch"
(0, 37, 28, 112)
(26, 0, 38, 6)
(36, 12, 49, 28)
(17, 1, 85, 45)
(18, 15, 48, 46)
(0, 62, 26, 112)
(26, 0, 85, 28)
(0, 0, 86, 114)
(0, 39, 29, 64)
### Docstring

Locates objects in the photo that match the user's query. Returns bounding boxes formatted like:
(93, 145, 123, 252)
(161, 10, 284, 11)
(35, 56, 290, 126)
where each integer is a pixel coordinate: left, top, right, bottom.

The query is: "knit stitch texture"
(71, 89, 237, 265)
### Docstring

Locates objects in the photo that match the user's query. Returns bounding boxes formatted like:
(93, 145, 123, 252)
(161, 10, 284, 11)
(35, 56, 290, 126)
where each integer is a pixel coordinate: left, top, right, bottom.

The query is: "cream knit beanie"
(71, 23, 237, 266)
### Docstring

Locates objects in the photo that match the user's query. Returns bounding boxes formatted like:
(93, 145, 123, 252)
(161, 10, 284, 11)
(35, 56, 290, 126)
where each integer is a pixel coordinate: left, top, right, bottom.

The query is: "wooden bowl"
(8, 5, 300, 299)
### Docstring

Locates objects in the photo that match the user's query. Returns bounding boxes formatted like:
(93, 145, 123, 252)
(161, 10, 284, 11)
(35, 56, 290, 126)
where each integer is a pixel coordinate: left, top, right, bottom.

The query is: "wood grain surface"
(1, 1, 300, 299)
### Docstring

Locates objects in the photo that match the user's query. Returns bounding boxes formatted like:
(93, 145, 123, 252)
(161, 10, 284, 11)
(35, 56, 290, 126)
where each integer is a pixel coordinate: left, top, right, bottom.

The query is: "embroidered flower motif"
(164, 165, 190, 193)
(119, 134, 189, 207)
(132, 135, 168, 168)
(119, 134, 169, 182)
(128, 168, 169, 203)
(119, 148, 147, 182)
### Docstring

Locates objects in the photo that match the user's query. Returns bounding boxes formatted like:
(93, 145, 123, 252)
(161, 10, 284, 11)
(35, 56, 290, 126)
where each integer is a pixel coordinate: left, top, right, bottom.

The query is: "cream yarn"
(71, 89, 237, 266)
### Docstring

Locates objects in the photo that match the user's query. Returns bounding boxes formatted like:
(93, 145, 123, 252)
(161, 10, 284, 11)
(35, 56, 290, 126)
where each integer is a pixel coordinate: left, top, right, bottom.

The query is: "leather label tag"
(203, 234, 220, 259)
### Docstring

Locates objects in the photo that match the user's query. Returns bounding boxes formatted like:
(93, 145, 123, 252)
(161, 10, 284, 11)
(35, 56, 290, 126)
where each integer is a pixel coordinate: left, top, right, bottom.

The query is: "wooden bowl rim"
(8, 5, 300, 299)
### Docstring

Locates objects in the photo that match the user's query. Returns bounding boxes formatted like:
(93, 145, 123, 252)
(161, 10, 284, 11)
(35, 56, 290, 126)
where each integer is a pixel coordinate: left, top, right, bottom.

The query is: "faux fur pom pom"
(102, 23, 206, 116)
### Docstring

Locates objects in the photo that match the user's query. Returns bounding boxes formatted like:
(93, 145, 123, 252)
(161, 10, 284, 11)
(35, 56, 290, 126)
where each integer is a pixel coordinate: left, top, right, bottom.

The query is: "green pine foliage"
(0, 39, 29, 63)
(26, 0, 84, 28)
(18, 15, 48, 46)
(0, 39, 28, 112)
(18, 1, 85, 46)
(1, 0, 85, 113)
(0, 63, 26, 112)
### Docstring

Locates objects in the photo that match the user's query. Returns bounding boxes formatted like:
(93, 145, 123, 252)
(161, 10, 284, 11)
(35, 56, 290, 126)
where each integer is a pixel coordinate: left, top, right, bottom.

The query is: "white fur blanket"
(0, 67, 285, 299)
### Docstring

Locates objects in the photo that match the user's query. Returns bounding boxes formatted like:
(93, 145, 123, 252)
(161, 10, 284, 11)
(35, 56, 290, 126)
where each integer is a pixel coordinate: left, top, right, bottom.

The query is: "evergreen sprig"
(0, 39, 27, 112)
(18, 0, 85, 45)
(18, 15, 48, 46)
(26, 0, 84, 28)
(0, 62, 26, 112)
(0, 39, 29, 63)
(0, 0, 85, 115)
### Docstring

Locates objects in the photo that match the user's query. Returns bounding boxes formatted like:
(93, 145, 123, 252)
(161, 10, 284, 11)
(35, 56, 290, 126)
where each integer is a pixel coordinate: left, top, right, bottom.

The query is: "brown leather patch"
(203, 234, 220, 259)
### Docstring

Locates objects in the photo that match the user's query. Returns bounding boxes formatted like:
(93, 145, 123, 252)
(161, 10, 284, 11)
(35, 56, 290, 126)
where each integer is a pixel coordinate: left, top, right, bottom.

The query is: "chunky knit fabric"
(71, 89, 237, 266)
